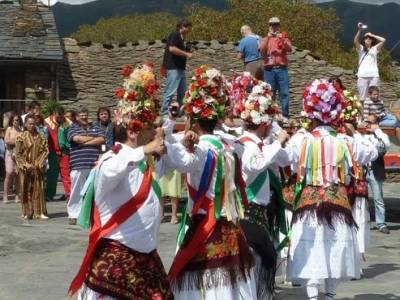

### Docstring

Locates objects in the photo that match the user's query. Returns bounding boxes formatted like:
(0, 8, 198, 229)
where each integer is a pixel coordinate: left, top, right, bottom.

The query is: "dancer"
(286, 79, 378, 300)
(232, 75, 289, 299)
(69, 63, 172, 300)
(168, 66, 257, 300)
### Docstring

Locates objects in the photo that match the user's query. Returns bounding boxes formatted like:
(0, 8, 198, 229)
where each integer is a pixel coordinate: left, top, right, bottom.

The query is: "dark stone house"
(0, 0, 63, 126)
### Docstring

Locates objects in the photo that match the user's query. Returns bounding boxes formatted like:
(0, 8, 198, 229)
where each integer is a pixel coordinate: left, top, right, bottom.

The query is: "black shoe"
(379, 226, 390, 234)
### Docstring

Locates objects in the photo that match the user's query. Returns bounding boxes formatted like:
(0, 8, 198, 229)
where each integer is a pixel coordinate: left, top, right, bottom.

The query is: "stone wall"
(59, 38, 399, 117)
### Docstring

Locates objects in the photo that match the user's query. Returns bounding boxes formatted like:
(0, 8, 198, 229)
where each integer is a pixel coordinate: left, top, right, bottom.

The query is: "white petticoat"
(172, 266, 258, 300)
(77, 284, 114, 300)
(352, 196, 370, 254)
(287, 212, 361, 281)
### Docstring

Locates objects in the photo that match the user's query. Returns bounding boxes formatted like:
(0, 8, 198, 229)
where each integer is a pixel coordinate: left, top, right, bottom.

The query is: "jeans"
(366, 171, 386, 228)
(264, 67, 290, 117)
(161, 69, 186, 115)
(379, 113, 400, 128)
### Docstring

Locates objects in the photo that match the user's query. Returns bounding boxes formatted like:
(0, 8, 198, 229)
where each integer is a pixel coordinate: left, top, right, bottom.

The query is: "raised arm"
(354, 27, 362, 49)
(367, 32, 386, 52)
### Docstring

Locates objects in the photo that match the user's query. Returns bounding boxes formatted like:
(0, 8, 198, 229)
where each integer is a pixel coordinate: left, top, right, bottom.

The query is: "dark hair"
(24, 113, 36, 125)
(66, 109, 77, 122)
(55, 106, 65, 115)
(8, 113, 22, 128)
(361, 35, 378, 49)
(329, 76, 345, 91)
(244, 122, 260, 131)
(78, 108, 89, 115)
(176, 19, 192, 30)
(97, 106, 111, 121)
(28, 100, 40, 110)
(34, 114, 45, 126)
(114, 124, 128, 143)
(198, 118, 218, 133)
(368, 85, 380, 94)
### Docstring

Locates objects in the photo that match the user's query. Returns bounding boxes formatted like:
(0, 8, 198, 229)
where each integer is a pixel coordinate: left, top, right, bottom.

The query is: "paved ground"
(0, 183, 399, 300)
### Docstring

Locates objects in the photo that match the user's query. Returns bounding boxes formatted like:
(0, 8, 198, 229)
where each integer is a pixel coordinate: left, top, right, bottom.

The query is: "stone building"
(0, 0, 63, 126)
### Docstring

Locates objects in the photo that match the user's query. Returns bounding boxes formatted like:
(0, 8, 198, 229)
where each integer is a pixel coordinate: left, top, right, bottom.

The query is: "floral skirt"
(82, 238, 172, 300)
(172, 216, 254, 292)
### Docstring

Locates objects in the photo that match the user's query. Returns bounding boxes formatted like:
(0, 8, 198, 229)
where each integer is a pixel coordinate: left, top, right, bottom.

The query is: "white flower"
(204, 96, 215, 104)
(244, 101, 253, 110)
(206, 68, 220, 80)
(321, 91, 330, 102)
(258, 96, 270, 108)
(250, 110, 260, 119)
(252, 85, 264, 95)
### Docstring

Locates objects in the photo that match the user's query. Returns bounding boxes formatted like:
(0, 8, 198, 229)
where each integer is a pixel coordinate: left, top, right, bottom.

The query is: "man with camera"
(161, 20, 193, 117)
(260, 17, 292, 122)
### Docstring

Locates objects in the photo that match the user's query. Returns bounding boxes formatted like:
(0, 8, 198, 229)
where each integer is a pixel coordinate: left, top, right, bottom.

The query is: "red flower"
(198, 79, 208, 88)
(311, 95, 320, 105)
(253, 101, 260, 111)
(111, 144, 122, 154)
(195, 67, 205, 77)
(127, 91, 136, 102)
(143, 61, 154, 69)
(209, 87, 218, 97)
(193, 98, 205, 108)
(186, 104, 194, 114)
(152, 292, 163, 300)
(201, 106, 213, 119)
(145, 80, 160, 97)
(141, 111, 155, 122)
(121, 65, 133, 77)
(127, 120, 144, 132)
(115, 87, 125, 99)
(317, 83, 327, 91)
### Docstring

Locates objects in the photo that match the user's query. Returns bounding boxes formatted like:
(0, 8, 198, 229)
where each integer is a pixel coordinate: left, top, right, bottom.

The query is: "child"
(363, 86, 400, 128)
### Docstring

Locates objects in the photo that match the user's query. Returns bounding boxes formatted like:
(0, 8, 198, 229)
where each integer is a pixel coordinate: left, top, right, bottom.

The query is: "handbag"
(353, 48, 369, 76)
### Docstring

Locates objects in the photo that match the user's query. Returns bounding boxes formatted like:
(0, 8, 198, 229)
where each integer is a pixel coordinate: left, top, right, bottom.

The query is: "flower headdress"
(341, 90, 363, 124)
(301, 78, 344, 125)
(230, 72, 276, 125)
(184, 66, 229, 121)
(114, 61, 160, 129)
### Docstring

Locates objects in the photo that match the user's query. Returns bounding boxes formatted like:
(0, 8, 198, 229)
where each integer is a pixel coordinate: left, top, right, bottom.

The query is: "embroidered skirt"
(240, 202, 276, 299)
(81, 238, 172, 300)
(172, 215, 255, 297)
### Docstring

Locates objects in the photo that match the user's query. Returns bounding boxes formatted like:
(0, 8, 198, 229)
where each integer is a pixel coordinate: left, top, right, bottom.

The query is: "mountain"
(52, 0, 400, 58)
(318, 0, 400, 55)
(52, 0, 228, 37)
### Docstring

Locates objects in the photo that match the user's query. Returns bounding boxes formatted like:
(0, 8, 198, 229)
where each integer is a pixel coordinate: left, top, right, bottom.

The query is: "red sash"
(68, 166, 153, 296)
(168, 183, 217, 279)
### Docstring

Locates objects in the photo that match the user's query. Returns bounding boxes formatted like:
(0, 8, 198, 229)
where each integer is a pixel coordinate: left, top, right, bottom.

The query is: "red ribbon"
(68, 166, 153, 296)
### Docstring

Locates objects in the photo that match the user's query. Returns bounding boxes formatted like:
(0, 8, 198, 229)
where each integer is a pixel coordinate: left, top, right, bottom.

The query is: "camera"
(169, 105, 180, 117)
(185, 43, 195, 52)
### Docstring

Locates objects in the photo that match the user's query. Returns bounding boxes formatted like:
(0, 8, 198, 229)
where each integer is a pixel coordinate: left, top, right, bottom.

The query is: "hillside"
(52, 0, 400, 59)
(319, 0, 400, 55)
(52, 0, 227, 37)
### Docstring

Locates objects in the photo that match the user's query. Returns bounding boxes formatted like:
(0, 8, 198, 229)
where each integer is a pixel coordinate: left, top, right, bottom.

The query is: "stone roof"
(0, 0, 63, 61)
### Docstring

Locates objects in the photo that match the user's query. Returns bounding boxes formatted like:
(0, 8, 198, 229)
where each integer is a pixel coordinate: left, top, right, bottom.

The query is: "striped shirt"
(363, 97, 386, 121)
(67, 122, 104, 170)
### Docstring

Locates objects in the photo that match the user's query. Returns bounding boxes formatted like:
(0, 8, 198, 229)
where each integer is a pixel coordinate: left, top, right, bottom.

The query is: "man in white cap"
(260, 17, 292, 122)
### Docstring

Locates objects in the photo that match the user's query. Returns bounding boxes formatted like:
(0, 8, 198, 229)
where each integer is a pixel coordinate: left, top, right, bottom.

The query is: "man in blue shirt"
(237, 25, 263, 80)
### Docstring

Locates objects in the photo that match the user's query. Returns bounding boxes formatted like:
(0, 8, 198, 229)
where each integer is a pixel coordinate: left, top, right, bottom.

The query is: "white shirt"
(357, 45, 379, 78)
(237, 131, 288, 206)
(94, 144, 161, 253)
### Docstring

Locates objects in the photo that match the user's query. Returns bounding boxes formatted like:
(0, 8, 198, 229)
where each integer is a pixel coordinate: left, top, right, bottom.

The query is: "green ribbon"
(246, 170, 268, 202)
(139, 161, 162, 200)
(176, 199, 189, 248)
(77, 169, 96, 230)
(200, 136, 224, 220)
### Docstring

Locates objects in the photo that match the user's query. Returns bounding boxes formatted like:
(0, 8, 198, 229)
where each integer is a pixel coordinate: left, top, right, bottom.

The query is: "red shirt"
(260, 32, 292, 67)
(47, 126, 61, 154)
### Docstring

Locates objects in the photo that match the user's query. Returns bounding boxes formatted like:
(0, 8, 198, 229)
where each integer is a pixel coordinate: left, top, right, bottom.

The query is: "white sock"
(306, 279, 320, 300)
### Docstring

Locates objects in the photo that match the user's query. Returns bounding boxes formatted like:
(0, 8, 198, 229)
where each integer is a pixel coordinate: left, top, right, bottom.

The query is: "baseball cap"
(269, 17, 280, 24)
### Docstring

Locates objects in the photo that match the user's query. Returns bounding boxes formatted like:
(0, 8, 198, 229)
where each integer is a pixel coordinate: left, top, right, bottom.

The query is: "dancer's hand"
(277, 130, 289, 145)
(144, 136, 165, 156)
(182, 130, 199, 152)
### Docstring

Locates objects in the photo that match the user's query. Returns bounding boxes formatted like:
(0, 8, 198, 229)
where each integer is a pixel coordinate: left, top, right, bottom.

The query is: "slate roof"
(0, 0, 63, 61)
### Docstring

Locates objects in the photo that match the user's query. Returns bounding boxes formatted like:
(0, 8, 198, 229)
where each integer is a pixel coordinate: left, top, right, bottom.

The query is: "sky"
(39, 0, 400, 5)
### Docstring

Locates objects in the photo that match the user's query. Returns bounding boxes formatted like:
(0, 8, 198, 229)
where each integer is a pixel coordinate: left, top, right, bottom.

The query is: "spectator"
(94, 106, 114, 151)
(354, 23, 386, 101)
(362, 86, 399, 128)
(15, 114, 49, 219)
(45, 106, 70, 201)
(67, 108, 105, 225)
(237, 25, 263, 80)
(2, 114, 22, 204)
(35, 114, 48, 140)
(22, 101, 41, 124)
(65, 109, 77, 124)
(161, 19, 193, 116)
(58, 110, 73, 202)
(260, 17, 292, 121)
(391, 100, 400, 143)
(365, 114, 391, 234)
(0, 128, 5, 181)
(329, 76, 345, 94)
(159, 170, 182, 224)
